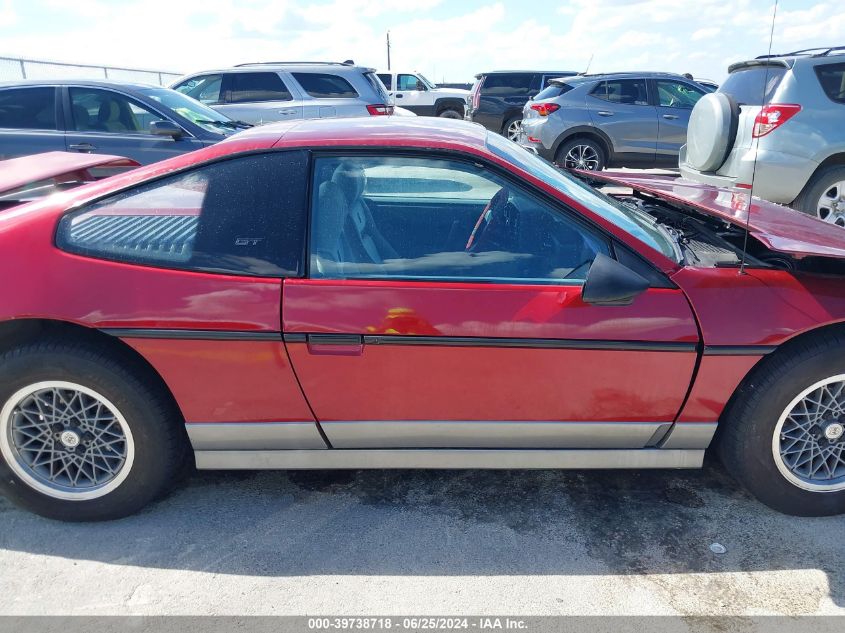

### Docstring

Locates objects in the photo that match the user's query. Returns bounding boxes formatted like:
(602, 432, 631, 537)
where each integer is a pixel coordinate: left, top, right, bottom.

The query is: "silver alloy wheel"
(561, 144, 601, 170)
(506, 119, 522, 141)
(816, 180, 845, 227)
(0, 381, 134, 501)
(773, 375, 845, 492)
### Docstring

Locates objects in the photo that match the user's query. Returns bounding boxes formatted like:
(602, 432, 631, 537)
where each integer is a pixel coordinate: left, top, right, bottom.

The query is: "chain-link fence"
(0, 56, 182, 86)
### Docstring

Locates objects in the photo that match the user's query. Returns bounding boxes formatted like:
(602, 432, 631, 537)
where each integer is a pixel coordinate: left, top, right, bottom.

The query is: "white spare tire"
(686, 92, 739, 172)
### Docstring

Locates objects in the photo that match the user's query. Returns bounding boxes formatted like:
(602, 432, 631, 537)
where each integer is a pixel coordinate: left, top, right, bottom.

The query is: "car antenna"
(739, 0, 778, 275)
(581, 53, 594, 76)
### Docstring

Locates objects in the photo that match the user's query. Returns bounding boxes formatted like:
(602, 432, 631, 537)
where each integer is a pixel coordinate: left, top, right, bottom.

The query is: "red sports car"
(2, 118, 845, 521)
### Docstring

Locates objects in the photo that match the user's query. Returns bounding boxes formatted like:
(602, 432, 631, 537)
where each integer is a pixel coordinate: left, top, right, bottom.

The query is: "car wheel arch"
(434, 98, 465, 116)
(792, 152, 845, 204)
(553, 128, 614, 165)
(0, 318, 185, 426)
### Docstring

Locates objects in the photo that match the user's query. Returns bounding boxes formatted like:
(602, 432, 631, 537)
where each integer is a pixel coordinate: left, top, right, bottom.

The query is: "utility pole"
(386, 31, 391, 70)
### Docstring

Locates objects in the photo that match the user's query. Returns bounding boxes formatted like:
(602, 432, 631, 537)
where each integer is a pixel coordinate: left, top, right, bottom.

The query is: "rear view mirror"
(582, 253, 649, 306)
(150, 120, 184, 139)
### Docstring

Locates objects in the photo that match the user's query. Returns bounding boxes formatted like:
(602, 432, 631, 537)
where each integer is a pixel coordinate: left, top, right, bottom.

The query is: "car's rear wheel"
(717, 332, 845, 516)
(438, 108, 462, 119)
(792, 165, 845, 227)
(0, 340, 185, 521)
(503, 116, 522, 141)
(555, 138, 605, 171)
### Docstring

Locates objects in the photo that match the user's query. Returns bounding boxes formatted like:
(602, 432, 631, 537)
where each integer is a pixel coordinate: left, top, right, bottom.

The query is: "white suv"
(376, 71, 469, 118)
(171, 62, 395, 126)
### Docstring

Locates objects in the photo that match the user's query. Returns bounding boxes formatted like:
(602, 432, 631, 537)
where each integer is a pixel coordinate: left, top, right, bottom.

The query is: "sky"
(1, 0, 844, 83)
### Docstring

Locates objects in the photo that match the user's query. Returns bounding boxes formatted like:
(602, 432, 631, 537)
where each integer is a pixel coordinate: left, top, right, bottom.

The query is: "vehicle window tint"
(815, 62, 845, 104)
(719, 66, 786, 105)
(376, 73, 393, 90)
(229, 72, 292, 103)
(535, 84, 573, 100)
(365, 72, 390, 102)
(56, 151, 308, 277)
(0, 87, 57, 130)
(397, 74, 420, 91)
(173, 75, 223, 104)
(292, 73, 358, 98)
(69, 88, 162, 134)
(309, 155, 610, 284)
(481, 73, 533, 96)
(591, 79, 649, 105)
(655, 80, 706, 108)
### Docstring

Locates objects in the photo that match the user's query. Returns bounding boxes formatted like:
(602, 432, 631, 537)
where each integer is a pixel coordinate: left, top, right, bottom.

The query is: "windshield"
(137, 88, 236, 135)
(417, 73, 437, 89)
(485, 133, 679, 260)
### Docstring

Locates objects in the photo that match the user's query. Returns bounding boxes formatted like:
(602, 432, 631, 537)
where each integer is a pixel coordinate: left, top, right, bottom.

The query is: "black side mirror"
(150, 120, 184, 139)
(582, 253, 649, 306)
(416, 80, 427, 91)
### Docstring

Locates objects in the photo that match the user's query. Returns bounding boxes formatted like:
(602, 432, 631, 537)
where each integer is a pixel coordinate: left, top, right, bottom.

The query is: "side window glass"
(481, 74, 533, 96)
(291, 73, 358, 98)
(656, 80, 705, 108)
(815, 62, 845, 104)
(309, 156, 610, 284)
(376, 74, 394, 90)
(69, 88, 162, 134)
(229, 72, 292, 103)
(397, 74, 420, 91)
(56, 152, 308, 277)
(591, 79, 649, 105)
(173, 75, 223, 105)
(0, 87, 57, 130)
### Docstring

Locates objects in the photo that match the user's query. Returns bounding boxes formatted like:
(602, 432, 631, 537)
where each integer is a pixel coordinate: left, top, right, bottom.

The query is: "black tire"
(791, 165, 845, 226)
(555, 137, 606, 171)
(716, 330, 845, 516)
(437, 108, 463, 119)
(0, 340, 186, 521)
(502, 116, 522, 141)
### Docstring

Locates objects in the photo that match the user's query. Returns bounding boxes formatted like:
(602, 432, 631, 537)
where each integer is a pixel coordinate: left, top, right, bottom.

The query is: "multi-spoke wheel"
(774, 376, 845, 491)
(1, 381, 134, 500)
(503, 116, 522, 142)
(555, 138, 606, 171)
(793, 166, 845, 227)
(0, 341, 185, 521)
(718, 333, 845, 516)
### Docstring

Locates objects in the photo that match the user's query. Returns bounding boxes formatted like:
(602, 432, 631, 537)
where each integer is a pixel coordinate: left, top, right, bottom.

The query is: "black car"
(467, 70, 577, 140)
(0, 80, 249, 165)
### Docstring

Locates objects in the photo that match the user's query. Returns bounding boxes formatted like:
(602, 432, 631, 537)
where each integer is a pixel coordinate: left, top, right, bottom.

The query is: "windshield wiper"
(195, 119, 252, 130)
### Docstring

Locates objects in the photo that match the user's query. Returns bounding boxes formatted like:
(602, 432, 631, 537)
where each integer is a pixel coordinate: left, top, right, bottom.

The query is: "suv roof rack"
(755, 46, 845, 59)
(234, 60, 356, 67)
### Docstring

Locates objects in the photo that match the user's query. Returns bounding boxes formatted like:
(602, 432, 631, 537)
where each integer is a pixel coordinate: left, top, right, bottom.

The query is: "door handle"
(68, 143, 96, 152)
(662, 114, 680, 120)
(306, 334, 363, 356)
(596, 111, 614, 117)
(278, 109, 297, 115)
(395, 93, 404, 98)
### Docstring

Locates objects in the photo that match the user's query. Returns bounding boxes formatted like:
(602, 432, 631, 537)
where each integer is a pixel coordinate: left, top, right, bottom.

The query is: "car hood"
(584, 170, 845, 260)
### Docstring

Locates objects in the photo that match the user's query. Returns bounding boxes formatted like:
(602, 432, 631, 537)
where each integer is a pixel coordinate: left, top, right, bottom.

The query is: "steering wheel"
(465, 187, 511, 252)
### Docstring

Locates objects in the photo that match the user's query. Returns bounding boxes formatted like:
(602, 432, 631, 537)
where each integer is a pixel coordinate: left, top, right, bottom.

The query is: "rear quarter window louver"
(64, 214, 198, 263)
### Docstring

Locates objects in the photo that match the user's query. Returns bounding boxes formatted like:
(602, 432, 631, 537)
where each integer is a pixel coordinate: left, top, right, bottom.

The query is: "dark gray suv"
(518, 72, 708, 170)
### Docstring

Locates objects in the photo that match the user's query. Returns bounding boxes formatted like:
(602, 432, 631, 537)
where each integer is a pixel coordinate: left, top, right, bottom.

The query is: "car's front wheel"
(0, 340, 186, 521)
(717, 331, 845, 516)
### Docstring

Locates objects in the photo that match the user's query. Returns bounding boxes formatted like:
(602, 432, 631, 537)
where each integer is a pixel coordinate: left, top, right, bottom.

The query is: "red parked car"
(2, 118, 845, 521)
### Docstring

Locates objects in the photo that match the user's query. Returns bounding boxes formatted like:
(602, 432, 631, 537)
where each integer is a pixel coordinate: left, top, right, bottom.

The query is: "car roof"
(551, 71, 690, 85)
(178, 62, 375, 76)
(226, 116, 490, 152)
(729, 47, 845, 72)
(0, 79, 161, 91)
(474, 70, 577, 79)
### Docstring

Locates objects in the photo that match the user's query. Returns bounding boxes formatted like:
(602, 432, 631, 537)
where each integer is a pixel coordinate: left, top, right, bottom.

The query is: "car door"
(392, 74, 431, 114)
(283, 153, 699, 449)
(587, 78, 658, 164)
(0, 86, 65, 159)
(651, 78, 707, 162)
(214, 71, 303, 125)
(63, 87, 204, 165)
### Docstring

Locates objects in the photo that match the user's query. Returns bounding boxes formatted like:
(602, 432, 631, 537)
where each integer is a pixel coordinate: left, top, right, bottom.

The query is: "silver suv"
(518, 72, 708, 170)
(170, 62, 394, 125)
(680, 47, 845, 225)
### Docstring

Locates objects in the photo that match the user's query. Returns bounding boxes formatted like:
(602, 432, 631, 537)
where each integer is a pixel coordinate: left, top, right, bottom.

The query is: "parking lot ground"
(1, 456, 843, 616)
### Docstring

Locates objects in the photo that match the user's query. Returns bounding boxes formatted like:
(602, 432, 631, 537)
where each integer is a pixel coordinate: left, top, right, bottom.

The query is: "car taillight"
(367, 104, 394, 116)
(471, 80, 482, 110)
(530, 103, 560, 116)
(752, 104, 801, 138)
